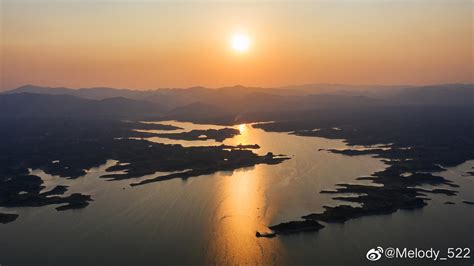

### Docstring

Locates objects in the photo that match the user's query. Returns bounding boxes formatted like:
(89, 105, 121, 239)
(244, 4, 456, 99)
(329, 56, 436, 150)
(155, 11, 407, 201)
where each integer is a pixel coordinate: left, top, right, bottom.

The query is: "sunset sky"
(1, 0, 472, 90)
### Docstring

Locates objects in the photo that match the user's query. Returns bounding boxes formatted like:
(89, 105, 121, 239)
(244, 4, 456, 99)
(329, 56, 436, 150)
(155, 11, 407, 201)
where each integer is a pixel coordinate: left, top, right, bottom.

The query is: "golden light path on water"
(134, 121, 388, 264)
(205, 123, 287, 264)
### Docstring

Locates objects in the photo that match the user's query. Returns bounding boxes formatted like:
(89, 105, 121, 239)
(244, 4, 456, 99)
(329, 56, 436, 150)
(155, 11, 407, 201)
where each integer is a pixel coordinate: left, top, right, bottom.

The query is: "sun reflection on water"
(206, 166, 286, 264)
(225, 123, 262, 148)
(205, 124, 286, 265)
(239, 123, 247, 134)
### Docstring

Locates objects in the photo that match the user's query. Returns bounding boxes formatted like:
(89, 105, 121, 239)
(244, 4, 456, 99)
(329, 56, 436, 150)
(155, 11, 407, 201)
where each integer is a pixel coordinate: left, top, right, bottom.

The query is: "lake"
(0, 121, 472, 265)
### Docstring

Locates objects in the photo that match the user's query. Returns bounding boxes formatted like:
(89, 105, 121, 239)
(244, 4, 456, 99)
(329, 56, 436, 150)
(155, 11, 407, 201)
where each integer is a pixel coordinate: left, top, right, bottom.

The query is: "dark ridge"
(123, 121, 182, 131)
(154, 128, 240, 142)
(0, 93, 164, 119)
(130, 152, 288, 186)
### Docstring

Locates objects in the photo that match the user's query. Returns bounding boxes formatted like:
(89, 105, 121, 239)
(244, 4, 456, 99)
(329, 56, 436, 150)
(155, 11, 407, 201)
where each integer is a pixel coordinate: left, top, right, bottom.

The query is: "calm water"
(0, 121, 472, 265)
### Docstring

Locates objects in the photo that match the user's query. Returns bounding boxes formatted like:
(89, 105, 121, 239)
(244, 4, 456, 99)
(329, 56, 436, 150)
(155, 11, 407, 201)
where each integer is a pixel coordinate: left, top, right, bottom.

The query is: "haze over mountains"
(1, 84, 473, 122)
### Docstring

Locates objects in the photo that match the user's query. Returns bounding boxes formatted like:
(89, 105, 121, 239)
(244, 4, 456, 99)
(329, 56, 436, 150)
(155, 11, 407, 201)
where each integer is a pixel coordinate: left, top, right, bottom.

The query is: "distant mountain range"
(1, 84, 472, 121)
(0, 93, 164, 119)
(4, 83, 410, 102)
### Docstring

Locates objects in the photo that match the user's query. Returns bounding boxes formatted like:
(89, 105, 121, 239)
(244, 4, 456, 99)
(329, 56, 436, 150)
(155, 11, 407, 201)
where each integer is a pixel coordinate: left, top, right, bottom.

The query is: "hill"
(0, 93, 164, 118)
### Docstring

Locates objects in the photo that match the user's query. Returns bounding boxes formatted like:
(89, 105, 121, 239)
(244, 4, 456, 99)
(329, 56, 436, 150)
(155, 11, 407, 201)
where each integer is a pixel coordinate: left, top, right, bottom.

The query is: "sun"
(230, 33, 251, 53)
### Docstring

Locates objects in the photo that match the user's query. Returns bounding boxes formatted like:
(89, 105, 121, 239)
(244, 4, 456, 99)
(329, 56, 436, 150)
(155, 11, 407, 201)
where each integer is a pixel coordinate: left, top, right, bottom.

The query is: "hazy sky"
(1, 0, 472, 90)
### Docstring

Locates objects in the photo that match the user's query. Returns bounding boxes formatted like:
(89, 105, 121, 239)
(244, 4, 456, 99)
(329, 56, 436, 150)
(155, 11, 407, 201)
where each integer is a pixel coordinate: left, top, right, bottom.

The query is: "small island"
(268, 220, 324, 236)
(0, 212, 19, 224)
(153, 128, 240, 142)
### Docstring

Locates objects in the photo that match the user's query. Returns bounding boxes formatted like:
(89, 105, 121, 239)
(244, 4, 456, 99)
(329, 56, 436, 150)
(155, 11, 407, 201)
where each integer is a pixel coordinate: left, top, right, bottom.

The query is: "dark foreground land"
(0, 118, 288, 223)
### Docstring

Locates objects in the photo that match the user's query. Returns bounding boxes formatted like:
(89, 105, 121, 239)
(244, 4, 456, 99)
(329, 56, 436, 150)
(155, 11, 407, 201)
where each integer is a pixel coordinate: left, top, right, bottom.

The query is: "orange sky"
(1, 0, 472, 90)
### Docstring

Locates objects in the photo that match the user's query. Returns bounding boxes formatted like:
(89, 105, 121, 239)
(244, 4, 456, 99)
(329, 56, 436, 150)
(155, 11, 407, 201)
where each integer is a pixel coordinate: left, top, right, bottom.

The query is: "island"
(153, 128, 240, 142)
(254, 105, 474, 235)
(0, 118, 288, 224)
(0, 213, 19, 224)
